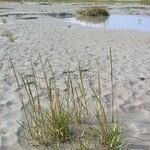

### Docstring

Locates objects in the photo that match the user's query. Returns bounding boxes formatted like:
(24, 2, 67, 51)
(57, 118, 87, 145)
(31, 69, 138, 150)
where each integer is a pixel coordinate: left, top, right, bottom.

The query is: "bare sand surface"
(0, 2, 150, 150)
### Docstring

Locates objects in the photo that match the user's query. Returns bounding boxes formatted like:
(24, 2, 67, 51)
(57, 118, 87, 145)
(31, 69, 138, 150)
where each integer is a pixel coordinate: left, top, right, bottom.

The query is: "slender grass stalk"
(78, 63, 89, 119)
(109, 47, 115, 123)
(30, 59, 42, 115)
(47, 59, 56, 84)
(9, 57, 33, 138)
(97, 71, 107, 128)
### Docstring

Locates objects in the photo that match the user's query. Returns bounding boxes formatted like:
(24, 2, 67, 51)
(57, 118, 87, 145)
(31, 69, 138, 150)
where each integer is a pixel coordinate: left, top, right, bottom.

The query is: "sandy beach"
(0, 2, 150, 150)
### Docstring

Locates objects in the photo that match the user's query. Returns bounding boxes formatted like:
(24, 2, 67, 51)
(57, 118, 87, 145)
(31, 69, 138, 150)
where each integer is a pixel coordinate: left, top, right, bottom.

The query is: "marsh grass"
(76, 7, 109, 17)
(11, 48, 128, 149)
(1, 18, 7, 24)
(33, 0, 98, 2)
(1, 18, 15, 42)
(1, 29, 14, 42)
(10, 57, 76, 146)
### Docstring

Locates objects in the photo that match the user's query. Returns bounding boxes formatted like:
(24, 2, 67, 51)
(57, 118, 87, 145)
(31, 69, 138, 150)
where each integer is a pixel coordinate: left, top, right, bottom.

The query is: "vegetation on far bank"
(0, 0, 150, 4)
(0, 0, 22, 2)
(33, 0, 150, 4)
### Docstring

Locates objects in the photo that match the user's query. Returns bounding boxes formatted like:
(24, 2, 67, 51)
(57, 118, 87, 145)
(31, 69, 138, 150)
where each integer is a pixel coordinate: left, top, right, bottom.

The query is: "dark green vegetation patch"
(76, 7, 109, 17)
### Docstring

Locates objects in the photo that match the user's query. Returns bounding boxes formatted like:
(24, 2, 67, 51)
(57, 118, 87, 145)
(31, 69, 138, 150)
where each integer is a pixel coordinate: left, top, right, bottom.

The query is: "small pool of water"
(65, 15, 150, 32)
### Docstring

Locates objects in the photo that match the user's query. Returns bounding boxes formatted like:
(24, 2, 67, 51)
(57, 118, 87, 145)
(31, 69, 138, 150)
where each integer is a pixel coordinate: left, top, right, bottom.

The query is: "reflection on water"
(76, 16, 108, 24)
(65, 15, 150, 32)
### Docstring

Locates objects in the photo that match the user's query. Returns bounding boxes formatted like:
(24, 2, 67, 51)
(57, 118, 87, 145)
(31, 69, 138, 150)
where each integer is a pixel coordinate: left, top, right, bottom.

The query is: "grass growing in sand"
(1, 18, 7, 24)
(1, 29, 15, 42)
(10, 49, 128, 149)
(1, 18, 15, 43)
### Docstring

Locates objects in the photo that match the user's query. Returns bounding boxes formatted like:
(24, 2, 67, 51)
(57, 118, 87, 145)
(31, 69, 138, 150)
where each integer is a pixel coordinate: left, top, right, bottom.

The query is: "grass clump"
(89, 60, 127, 149)
(76, 7, 109, 17)
(93, 121, 126, 149)
(92, 95, 127, 149)
(1, 18, 15, 43)
(1, 18, 7, 24)
(10, 57, 75, 146)
(10, 49, 128, 149)
(1, 29, 15, 42)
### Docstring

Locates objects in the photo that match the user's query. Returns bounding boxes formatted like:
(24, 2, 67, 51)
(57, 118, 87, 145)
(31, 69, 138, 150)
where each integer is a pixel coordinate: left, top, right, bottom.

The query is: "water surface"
(65, 15, 150, 32)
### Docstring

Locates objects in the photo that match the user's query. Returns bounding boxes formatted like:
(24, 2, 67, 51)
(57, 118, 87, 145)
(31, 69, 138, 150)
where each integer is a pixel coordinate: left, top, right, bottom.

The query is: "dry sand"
(0, 2, 150, 150)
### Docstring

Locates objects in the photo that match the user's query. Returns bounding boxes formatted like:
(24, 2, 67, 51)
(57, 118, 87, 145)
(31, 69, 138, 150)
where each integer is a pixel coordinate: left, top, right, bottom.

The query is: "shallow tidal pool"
(65, 14, 150, 32)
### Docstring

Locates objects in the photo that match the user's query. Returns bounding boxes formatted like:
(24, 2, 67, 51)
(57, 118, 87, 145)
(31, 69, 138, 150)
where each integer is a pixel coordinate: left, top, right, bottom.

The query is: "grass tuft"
(1, 29, 15, 42)
(1, 18, 7, 24)
(11, 49, 128, 149)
